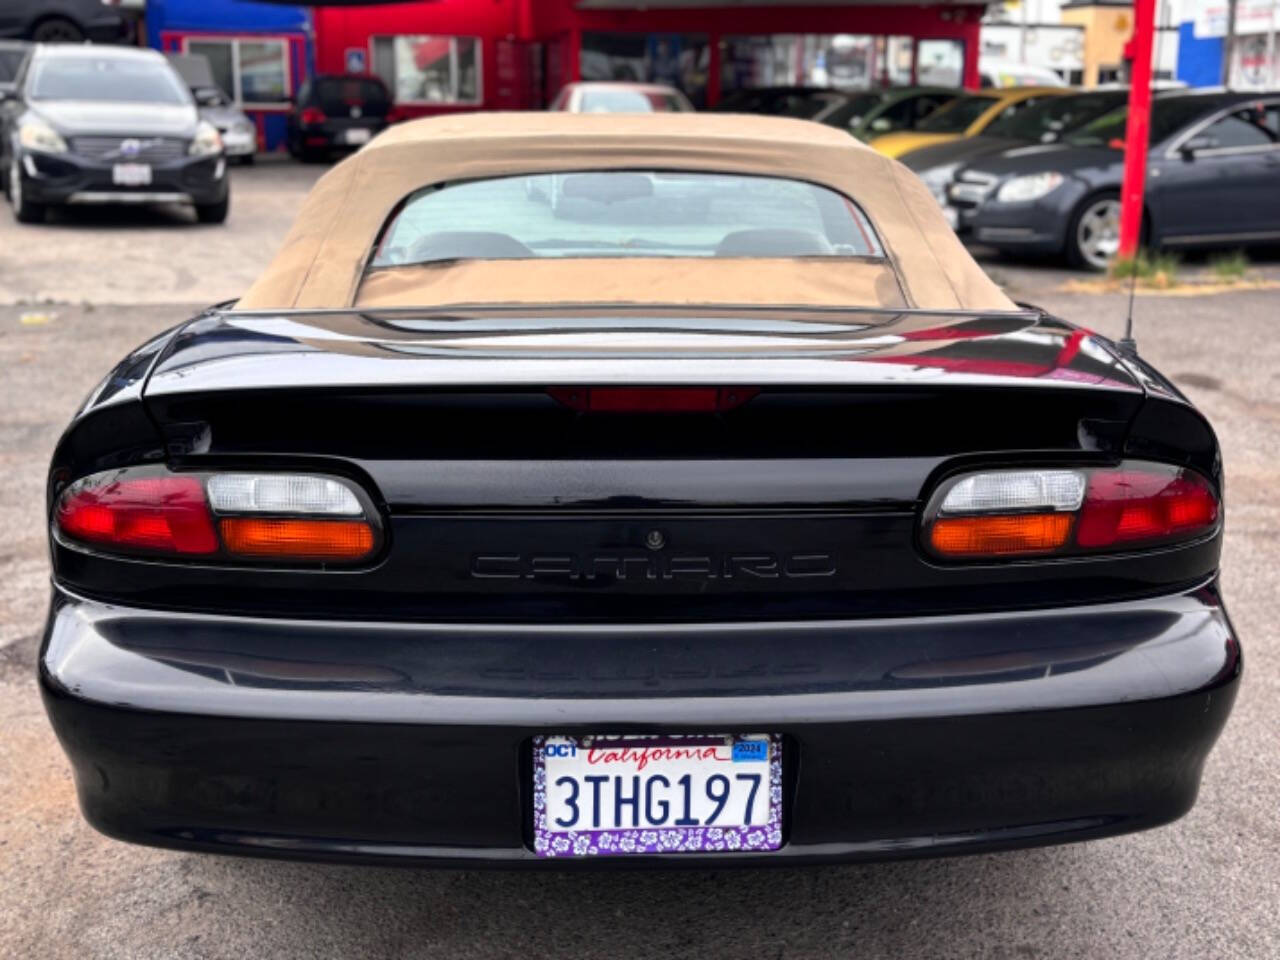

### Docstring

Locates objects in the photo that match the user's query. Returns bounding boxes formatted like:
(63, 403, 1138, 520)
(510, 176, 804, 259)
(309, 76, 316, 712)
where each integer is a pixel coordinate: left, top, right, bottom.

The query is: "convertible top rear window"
(370, 171, 884, 268)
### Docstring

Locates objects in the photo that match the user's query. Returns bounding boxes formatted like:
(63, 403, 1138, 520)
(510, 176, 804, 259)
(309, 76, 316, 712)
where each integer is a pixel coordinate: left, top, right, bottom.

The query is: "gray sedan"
(951, 90, 1280, 269)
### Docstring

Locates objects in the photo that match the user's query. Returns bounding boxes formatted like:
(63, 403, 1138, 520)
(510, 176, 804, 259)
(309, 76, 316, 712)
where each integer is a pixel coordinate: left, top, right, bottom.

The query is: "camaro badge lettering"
(469, 552, 836, 581)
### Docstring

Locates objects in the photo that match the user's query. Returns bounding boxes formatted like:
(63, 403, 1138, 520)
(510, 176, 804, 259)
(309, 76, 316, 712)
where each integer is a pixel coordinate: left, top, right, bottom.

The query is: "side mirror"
(1180, 135, 1217, 158)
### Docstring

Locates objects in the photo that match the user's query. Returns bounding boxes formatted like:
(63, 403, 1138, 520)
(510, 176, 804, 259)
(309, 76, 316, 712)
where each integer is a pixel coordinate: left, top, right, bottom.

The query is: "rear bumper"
(40, 584, 1240, 867)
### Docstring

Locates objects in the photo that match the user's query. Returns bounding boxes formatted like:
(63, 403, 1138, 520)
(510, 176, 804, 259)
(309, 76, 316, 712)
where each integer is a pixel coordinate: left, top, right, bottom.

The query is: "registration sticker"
(532, 733, 783, 858)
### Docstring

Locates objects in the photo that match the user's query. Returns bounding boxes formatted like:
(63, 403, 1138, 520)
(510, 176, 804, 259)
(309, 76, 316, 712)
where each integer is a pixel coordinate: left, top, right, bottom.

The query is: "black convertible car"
(40, 114, 1239, 866)
(952, 89, 1280, 268)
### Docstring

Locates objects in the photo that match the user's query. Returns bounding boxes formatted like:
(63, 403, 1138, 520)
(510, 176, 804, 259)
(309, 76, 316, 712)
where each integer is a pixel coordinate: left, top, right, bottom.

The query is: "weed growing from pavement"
(1208, 250, 1249, 282)
(1110, 250, 1181, 289)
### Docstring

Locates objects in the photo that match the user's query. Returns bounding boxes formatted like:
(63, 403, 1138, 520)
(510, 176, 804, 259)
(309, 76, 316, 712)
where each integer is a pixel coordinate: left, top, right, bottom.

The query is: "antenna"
(1116, 259, 1139, 359)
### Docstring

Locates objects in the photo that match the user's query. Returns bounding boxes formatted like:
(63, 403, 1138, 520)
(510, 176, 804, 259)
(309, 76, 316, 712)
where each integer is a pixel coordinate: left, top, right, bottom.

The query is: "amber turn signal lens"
(929, 513, 1073, 557)
(219, 518, 375, 560)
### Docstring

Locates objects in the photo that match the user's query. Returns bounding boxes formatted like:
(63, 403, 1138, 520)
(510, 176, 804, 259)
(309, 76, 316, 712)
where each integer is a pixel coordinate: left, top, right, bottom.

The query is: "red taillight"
(1076, 468, 1218, 548)
(56, 474, 218, 555)
(55, 469, 380, 564)
(924, 462, 1219, 560)
(549, 387, 758, 413)
(299, 107, 326, 126)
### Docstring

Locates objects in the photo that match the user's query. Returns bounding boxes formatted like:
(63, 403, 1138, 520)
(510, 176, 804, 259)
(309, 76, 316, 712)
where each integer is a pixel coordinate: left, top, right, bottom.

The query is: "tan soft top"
(235, 112, 1014, 312)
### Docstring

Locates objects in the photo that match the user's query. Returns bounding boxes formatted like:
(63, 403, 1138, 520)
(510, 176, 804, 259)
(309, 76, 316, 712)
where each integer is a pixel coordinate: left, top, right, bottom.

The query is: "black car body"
(952, 90, 1280, 268)
(39, 114, 1239, 867)
(713, 85, 960, 141)
(0, 0, 133, 44)
(0, 45, 229, 223)
(286, 74, 391, 161)
(903, 89, 1131, 228)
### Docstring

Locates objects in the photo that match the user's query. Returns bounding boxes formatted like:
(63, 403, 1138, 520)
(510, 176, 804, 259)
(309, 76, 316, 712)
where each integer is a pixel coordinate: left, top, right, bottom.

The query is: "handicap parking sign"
(345, 48, 366, 73)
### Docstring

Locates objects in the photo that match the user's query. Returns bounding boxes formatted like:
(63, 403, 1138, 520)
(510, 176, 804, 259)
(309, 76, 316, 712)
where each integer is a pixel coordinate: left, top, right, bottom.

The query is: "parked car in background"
(903, 89, 1131, 226)
(842, 86, 962, 141)
(166, 53, 256, 164)
(951, 90, 1280, 269)
(286, 74, 392, 162)
(0, 0, 134, 43)
(712, 86, 959, 142)
(1, 44, 228, 223)
(978, 60, 1068, 89)
(550, 81, 693, 112)
(869, 87, 1067, 158)
(712, 85, 851, 122)
(0, 39, 30, 95)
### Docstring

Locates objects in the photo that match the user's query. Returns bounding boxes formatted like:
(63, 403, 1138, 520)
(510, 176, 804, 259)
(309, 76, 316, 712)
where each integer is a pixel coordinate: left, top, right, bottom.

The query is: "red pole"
(1117, 0, 1156, 258)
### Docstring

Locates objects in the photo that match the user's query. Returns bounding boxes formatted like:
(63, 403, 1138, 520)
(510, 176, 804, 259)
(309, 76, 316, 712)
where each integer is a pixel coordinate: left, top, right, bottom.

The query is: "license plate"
(112, 163, 151, 187)
(533, 734, 782, 858)
(343, 128, 371, 145)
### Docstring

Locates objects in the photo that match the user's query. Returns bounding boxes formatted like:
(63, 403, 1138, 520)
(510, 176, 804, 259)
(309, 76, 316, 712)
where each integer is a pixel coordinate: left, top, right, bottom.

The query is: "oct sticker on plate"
(533, 734, 782, 858)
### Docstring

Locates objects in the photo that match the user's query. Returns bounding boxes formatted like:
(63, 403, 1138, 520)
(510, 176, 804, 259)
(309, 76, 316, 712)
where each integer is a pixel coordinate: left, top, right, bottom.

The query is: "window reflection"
(720, 34, 917, 95)
(580, 32, 709, 108)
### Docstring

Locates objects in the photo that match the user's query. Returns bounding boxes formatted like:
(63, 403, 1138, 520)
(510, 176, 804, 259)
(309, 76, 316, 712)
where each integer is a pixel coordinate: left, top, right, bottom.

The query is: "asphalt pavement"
(1, 158, 1277, 960)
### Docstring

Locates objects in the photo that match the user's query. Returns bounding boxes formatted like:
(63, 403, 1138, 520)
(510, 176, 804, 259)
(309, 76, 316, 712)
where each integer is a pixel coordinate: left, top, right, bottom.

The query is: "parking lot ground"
(1, 160, 1278, 959)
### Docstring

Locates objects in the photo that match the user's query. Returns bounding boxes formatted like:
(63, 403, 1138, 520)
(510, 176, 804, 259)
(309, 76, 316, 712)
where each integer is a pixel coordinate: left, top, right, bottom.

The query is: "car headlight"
(234, 119, 255, 135)
(995, 172, 1064, 204)
(18, 121, 68, 154)
(188, 121, 223, 157)
(917, 163, 960, 203)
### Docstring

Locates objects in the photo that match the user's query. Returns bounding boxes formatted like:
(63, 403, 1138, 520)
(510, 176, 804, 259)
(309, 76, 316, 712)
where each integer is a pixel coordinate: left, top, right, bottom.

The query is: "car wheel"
(1066, 193, 1122, 271)
(10, 156, 47, 224)
(238, 155, 255, 166)
(195, 194, 229, 224)
(30, 17, 84, 43)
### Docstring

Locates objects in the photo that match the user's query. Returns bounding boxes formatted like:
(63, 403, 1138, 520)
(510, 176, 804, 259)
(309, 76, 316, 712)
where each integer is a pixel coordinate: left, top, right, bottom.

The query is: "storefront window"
(371, 35, 481, 105)
(878, 36, 915, 86)
(187, 37, 289, 105)
(580, 33, 709, 108)
(720, 34, 917, 98)
(916, 39, 964, 87)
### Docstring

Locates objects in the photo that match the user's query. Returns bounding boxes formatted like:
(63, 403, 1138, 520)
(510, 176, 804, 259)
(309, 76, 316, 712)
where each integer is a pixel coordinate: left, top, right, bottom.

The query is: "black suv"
(1, 44, 230, 223)
(286, 74, 392, 162)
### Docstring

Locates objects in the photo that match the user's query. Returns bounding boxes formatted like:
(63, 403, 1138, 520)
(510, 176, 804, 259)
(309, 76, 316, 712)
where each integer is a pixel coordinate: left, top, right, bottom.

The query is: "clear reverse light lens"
(206, 474, 363, 516)
(995, 171, 1064, 203)
(941, 469, 1086, 515)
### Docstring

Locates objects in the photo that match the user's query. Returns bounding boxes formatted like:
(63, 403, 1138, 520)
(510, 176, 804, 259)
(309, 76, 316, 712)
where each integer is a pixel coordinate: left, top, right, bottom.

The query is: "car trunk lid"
(127, 306, 1154, 622)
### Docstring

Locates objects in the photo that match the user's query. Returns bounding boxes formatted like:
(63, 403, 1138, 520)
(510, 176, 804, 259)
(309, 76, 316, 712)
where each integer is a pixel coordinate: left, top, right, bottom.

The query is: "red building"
(311, 0, 985, 116)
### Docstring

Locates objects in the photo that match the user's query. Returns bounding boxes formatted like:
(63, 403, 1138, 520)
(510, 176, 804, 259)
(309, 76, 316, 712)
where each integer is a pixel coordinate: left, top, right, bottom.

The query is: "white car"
(549, 82, 694, 113)
(979, 60, 1068, 89)
(534, 83, 696, 211)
